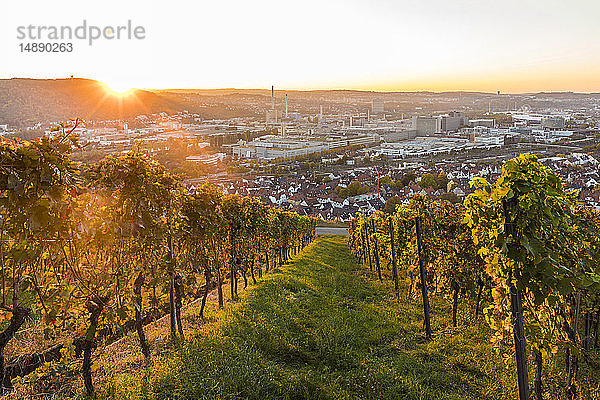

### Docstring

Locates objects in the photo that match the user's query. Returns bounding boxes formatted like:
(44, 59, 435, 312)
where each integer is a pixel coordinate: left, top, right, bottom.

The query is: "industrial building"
(541, 116, 566, 129)
(412, 116, 438, 135)
(232, 134, 379, 160)
(371, 99, 384, 114)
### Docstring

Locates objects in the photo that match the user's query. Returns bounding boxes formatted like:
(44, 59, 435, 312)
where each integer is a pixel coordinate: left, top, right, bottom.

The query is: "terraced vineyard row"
(0, 132, 316, 396)
(350, 154, 600, 400)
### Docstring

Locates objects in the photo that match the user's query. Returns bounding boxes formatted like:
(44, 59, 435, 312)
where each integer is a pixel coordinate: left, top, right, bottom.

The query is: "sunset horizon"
(5, 75, 600, 95)
(4, 0, 599, 95)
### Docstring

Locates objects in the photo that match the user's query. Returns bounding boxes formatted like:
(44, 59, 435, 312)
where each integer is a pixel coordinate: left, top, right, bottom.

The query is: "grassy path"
(105, 236, 512, 400)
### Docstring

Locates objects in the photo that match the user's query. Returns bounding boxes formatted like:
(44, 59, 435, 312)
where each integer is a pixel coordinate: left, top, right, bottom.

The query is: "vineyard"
(1, 130, 599, 399)
(0, 133, 316, 397)
(350, 153, 600, 399)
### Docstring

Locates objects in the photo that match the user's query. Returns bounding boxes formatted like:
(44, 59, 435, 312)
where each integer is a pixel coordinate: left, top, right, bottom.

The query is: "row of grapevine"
(349, 154, 600, 400)
(0, 133, 317, 396)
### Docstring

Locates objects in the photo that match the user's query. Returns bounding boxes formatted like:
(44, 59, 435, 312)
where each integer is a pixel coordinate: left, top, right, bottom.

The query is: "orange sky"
(3, 0, 600, 93)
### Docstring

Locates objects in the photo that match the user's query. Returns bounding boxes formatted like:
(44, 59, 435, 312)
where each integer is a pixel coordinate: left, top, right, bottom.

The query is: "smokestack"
(285, 94, 288, 118)
(271, 85, 274, 110)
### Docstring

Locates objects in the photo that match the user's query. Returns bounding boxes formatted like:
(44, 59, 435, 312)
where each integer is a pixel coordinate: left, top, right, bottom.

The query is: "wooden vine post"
(168, 194, 177, 340)
(364, 223, 373, 271)
(415, 216, 432, 340)
(372, 218, 382, 281)
(389, 216, 399, 293)
(503, 199, 530, 400)
(359, 223, 366, 264)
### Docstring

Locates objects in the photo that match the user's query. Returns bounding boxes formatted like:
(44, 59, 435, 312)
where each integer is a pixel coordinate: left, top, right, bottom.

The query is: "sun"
(102, 81, 135, 96)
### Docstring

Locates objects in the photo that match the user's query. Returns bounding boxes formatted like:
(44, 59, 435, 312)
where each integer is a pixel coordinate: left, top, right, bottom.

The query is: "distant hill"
(2, 78, 599, 129)
(0, 78, 183, 128)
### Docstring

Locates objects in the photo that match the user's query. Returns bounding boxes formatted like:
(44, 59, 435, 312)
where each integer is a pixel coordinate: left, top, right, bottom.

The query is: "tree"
(399, 171, 416, 187)
(384, 196, 403, 214)
(336, 181, 369, 199)
(439, 192, 460, 203)
(419, 173, 436, 188)
(436, 172, 449, 190)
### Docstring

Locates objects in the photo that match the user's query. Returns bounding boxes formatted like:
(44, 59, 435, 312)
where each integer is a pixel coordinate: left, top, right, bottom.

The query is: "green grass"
(101, 236, 595, 400)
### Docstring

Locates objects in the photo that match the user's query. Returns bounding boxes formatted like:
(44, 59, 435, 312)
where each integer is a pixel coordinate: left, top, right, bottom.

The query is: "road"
(315, 226, 349, 236)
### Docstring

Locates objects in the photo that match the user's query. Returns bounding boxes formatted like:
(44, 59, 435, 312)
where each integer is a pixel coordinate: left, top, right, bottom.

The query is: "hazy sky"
(3, 0, 600, 92)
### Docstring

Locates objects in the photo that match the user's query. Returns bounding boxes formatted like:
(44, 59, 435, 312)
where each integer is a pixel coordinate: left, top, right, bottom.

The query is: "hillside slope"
(100, 236, 525, 400)
(0, 78, 183, 127)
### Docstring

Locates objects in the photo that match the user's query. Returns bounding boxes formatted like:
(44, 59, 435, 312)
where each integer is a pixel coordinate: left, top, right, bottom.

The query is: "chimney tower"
(271, 85, 274, 110)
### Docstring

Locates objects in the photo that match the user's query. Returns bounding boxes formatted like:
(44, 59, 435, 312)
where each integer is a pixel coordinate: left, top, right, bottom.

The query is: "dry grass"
(2, 282, 237, 400)
(94, 283, 233, 387)
(5, 318, 64, 361)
